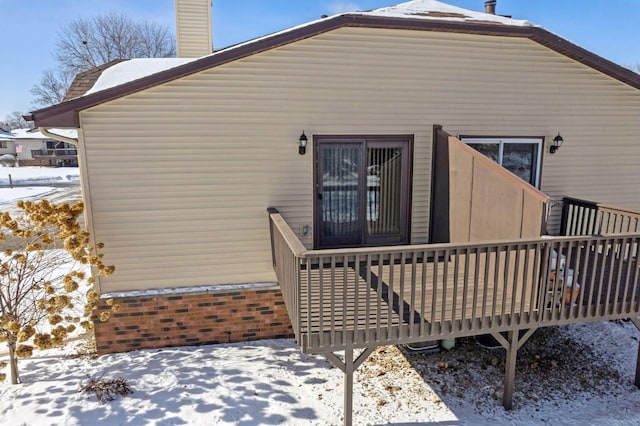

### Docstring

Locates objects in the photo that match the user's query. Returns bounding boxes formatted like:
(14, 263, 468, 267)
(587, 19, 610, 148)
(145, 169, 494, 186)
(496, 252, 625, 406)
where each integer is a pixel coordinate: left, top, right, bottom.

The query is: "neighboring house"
(27, 1, 640, 423)
(10, 128, 78, 167)
(0, 129, 15, 157)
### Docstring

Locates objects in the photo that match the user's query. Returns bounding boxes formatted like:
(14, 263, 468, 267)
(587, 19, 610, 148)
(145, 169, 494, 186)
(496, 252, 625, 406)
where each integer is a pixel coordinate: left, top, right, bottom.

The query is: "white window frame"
(460, 137, 543, 188)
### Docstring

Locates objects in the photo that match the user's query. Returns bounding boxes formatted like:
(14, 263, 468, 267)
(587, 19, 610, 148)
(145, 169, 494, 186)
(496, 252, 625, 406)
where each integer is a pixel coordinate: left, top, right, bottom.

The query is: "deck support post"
(492, 328, 537, 410)
(500, 330, 518, 410)
(324, 347, 375, 426)
(631, 318, 640, 387)
(344, 348, 354, 426)
(636, 341, 640, 388)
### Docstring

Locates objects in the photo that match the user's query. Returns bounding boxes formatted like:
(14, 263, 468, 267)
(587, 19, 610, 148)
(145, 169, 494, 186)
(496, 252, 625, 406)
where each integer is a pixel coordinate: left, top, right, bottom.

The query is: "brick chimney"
(484, 0, 496, 15)
(174, 0, 213, 57)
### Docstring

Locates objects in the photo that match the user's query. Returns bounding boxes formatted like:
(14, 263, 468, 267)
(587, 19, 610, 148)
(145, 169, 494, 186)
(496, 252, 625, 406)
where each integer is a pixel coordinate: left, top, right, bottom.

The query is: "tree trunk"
(7, 340, 20, 385)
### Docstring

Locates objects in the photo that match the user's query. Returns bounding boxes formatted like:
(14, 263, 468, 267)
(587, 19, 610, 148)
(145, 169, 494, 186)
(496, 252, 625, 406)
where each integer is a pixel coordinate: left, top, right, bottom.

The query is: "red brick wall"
(93, 286, 293, 354)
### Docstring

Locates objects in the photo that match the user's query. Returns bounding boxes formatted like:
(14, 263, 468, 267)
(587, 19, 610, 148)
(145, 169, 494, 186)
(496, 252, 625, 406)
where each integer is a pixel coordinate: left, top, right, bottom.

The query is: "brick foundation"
(93, 285, 293, 354)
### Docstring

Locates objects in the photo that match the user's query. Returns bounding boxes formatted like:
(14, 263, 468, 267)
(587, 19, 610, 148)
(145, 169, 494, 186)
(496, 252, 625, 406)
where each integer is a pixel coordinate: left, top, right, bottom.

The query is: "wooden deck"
(268, 205, 640, 426)
(303, 248, 638, 339)
(270, 208, 640, 355)
(297, 242, 640, 354)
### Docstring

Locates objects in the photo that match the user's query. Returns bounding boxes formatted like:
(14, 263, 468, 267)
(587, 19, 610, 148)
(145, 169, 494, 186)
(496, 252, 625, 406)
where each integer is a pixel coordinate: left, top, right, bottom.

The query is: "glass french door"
(315, 137, 411, 249)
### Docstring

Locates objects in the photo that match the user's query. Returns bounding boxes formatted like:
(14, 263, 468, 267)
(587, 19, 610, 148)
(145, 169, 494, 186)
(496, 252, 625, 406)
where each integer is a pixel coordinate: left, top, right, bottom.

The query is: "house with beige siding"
(27, 1, 640, 423)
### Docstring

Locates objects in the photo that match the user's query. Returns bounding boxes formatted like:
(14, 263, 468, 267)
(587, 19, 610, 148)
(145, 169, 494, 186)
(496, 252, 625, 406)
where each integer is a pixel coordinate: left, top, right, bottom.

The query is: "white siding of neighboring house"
(14, 140, 45, 161)
(0, 139, 15, 156)
(78, 27, 640, 293)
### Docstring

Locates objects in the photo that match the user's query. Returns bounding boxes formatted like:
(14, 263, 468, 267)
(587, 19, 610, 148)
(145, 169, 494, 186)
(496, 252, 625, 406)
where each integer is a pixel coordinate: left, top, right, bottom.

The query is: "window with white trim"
(461, 137, 543, 187)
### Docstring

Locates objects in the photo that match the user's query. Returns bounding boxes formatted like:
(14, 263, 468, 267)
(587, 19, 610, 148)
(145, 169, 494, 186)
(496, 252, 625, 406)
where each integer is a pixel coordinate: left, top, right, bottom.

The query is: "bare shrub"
(80, 375, 133, 403)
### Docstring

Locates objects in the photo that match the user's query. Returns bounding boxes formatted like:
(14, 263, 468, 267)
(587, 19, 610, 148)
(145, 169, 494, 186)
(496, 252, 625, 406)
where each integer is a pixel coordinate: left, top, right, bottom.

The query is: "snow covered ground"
(1, 167, 640, 425)
(0, 186, 56, 203)
(0, 166, 79, 186)
(0, 166, 82, 214)
(0, 321, 640, 425)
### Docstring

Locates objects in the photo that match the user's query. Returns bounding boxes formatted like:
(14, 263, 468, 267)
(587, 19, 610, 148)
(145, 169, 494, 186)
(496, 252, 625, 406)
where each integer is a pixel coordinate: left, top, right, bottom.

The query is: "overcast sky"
(1, 0, 638, 119)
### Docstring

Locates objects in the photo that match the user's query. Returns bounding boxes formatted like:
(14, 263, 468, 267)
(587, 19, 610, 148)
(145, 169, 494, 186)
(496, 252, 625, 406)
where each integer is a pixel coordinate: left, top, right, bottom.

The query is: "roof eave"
(527, 28, 640, 91)
(28, 14, 640, 128)
(24, 109, 79, 128)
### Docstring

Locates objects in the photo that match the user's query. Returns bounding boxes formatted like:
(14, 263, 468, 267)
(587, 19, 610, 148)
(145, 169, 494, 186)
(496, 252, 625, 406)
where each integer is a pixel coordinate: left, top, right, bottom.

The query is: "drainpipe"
(38, 127, 79, 145)
(485, 0, 496, 14)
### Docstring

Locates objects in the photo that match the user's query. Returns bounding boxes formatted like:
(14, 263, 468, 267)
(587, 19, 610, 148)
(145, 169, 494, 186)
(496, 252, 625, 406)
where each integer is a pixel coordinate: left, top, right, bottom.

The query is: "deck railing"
(561, 196, 640, 236)
(31, 149, 77, 158)
(298, 241, 545, 353)
(269, 208, 640, 355)
(268, 208, 306, 344)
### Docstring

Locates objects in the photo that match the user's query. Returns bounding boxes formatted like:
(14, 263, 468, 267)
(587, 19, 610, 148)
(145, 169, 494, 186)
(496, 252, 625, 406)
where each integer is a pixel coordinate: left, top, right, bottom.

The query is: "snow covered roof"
(359, 0, 531, 26)
(44, 128, 79, 140)
(28, 0, 640, 128)
(85, 58, 199, 96)
(9, 128, 78, 140)
(78, 0, 530, 99)
(0, 129, 13, 140)
(10, 128, 42, 139)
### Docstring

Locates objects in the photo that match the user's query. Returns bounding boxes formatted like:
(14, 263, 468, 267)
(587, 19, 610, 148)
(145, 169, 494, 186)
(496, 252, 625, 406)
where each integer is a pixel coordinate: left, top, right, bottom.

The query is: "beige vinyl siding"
(174, 0, 212, 57)
(80, 27, 640, 292)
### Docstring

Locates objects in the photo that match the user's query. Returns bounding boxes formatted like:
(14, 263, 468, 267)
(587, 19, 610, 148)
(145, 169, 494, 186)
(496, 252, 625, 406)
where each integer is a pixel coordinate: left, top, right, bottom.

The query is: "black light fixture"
(550, 132, 564, 154)
(298, 131, 308, 155)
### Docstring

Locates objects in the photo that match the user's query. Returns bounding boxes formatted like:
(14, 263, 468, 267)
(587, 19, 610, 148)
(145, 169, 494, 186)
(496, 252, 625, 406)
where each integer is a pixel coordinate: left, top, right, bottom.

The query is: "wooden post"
(266, 207, 279, 268)
(324, 347, 375, 426)
(344, 347, 354, 426)
(8, 173, 12, 189)
(502, 331, 518, 410)
(631, 318, 640, 387)
(492, 328, 537, 410)
(636, 342, 640, 388)
(559, 198, 569, 235)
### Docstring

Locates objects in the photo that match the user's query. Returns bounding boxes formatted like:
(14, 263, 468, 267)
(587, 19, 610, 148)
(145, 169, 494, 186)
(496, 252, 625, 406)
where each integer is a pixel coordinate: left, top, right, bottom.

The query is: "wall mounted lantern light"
(550, 133, 564, 154)
(298, 131, 308, 155)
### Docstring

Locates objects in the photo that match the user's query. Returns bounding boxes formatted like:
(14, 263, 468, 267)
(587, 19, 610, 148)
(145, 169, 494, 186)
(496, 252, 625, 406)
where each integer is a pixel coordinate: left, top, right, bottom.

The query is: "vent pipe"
(484, 0, 496, 15)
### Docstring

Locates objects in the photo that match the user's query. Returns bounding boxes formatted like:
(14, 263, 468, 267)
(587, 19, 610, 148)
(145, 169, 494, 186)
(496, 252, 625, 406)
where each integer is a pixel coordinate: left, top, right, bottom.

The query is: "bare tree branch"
(30, 69, 74, 108)
(136, 21, 176, 58)
(0, 111, 33, 131)
(31, 12, 175, 108)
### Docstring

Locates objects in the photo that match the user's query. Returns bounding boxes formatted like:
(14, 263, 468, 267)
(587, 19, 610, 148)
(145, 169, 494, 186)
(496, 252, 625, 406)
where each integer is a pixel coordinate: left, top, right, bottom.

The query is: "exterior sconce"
(298, 131, 308, 155)
(550, 133, 564, 154)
